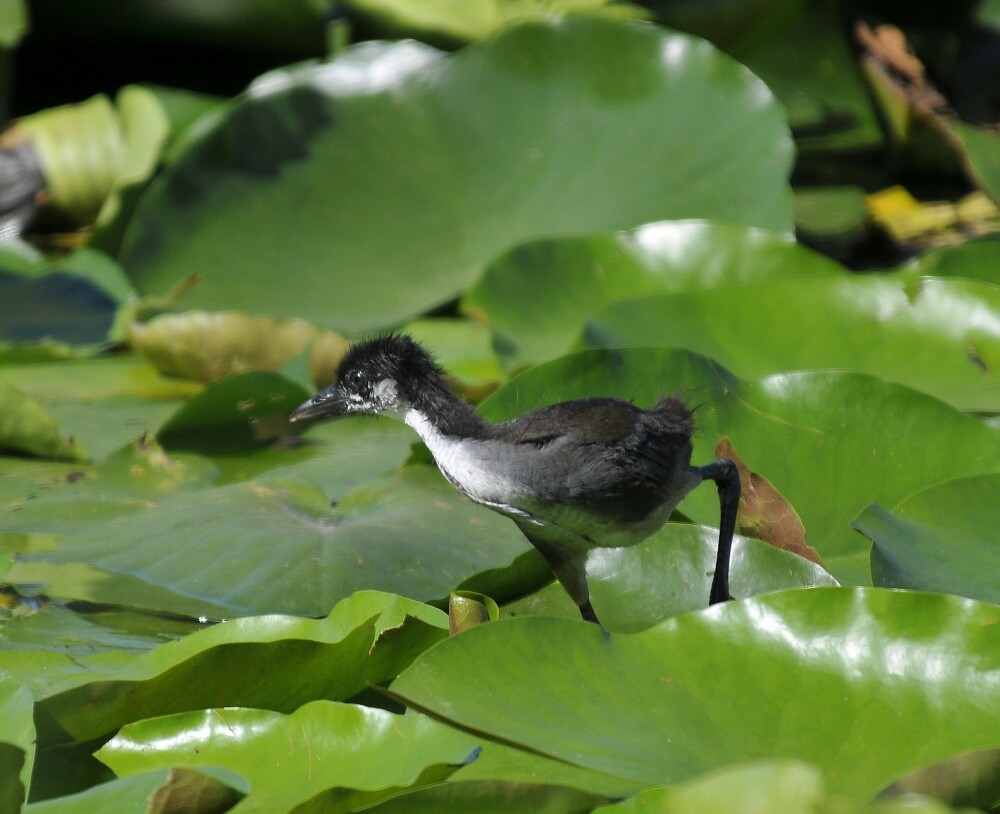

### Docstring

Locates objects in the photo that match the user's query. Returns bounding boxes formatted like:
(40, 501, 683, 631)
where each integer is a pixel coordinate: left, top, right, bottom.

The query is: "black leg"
(699, 458, 740, 605)
(579, 598, 601, 625)
(524, 533, 603, 626)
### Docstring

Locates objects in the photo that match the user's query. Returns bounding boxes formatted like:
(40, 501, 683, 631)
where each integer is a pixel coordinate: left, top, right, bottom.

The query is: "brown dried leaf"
(716, 437, 823, 565)
(855, 21, 948, 113)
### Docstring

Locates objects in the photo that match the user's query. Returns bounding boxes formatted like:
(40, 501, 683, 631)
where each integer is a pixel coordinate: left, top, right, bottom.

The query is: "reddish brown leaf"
(716, 437, 823, 565)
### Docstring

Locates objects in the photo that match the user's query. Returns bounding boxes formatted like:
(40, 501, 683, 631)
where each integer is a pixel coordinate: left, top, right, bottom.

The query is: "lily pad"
(593, 760, 975, 812)
(593, 761, 826, 813)
(879, 748, 1000, 811)
(120, 17, 793, 333)
(0, 673, 33, 814)
(391, 588, 1000, 800)
(0, 591, 448, 746)
(0, 382, 88, 461)
(946, 120, 1000, 204)
(451, 739, 641, 799)
(0, 604, 198, 655)
(23, 768, 246, 814)
(853, 474, 1000, 604)
(99, 702, 480, 814)
(583, 276, 1000, 413)
(345, 0, 650, 43)
(5, 465, 529, 618)
(464, 220, 840, 366)
(504, 526, 836, 632)
(0, 354, 200, 461)
(357, 778, 606, 814)
(0, 250, 132, 349)
(740, 3, 884, 156)
(155, 370, 309, 453)
(896, 240, 1000, 286)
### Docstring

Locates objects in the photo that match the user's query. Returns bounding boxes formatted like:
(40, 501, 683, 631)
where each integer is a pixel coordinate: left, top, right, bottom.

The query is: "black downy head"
(290, 335, 446, 422)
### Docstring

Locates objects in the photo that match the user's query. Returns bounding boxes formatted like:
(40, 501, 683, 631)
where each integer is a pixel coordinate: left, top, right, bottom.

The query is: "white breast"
(404, 408, 520, 508)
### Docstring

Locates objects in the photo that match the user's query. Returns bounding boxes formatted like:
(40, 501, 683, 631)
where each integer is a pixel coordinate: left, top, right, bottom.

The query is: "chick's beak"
(289, 383, 349, 422)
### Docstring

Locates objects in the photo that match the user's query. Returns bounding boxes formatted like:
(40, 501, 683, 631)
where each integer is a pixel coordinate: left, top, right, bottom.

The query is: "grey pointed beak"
(290, 384, 349, 422)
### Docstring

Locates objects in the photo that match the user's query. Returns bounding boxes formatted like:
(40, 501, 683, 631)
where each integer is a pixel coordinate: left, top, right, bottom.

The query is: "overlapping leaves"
(120, 16, 793, 332)
(2, 7, 998, 813)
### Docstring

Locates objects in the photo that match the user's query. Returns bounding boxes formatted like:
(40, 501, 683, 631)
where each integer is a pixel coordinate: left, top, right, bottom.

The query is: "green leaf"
(0, 354, 197, 403)
(853, 474, 1000, 603)
(794, 185, 869, 241)
(449, 591, 499, 635)
(504, 526, 836, 632)
(0, 672, 33, 814)
(346, 0, 650, 44)
(946, 120, 1000, 205)
(583, 276, 1000, 412)
(739, 3, 883, 156)
(880, 748, 1000, 811)
(16, 95, 123, 222)
(90, 85, 172, 255)
(464, 220, 840, 367)
(121, 17, 793, 333)
(357, 778, 607, 814)
(229, 413, 415, 490)
(0, 248, 135, 350)
(0, 0, 27, 49)
(1, 436, 219, 546)
(0, 355, 198, 461)
(0, 591, 447, 746)
(391, 588, 1000, 800)
(401, 319, 505, 390)
(593, 760, 825, 813)
(479, 348, 1000, 583)
(592, 759, 980, 812)
(5, 464, 529, 618)
(155, 371, 309, 453)
(0, 604, 198, 656)
(24, 768, 246, 814)
(0, 382, 88, 461)
(649, 0, 804, 55)
(896, 240, 1000, 286)
(451, 740, 641, 799)
(98, 703, 480, 814)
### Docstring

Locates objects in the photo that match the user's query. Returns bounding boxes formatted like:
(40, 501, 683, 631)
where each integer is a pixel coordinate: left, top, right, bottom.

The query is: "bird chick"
(291, 335, 739, 625)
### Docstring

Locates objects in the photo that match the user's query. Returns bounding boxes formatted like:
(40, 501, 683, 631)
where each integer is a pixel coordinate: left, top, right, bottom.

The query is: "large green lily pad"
(854, 474, 1000, 604)
(583, 276, 1000, 412)
(0, 591, 447, 745)
(504, 525, 837, 632)
(464, 220, 841, 366)
(120, 17, 793, 333)
(391, 588, 1000, 800)
(99, 702, 479, 814)
(4, 464, 529, 618)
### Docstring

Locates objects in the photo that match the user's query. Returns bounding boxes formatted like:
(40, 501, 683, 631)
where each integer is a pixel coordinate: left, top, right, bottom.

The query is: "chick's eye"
(350, 370, 365, 385)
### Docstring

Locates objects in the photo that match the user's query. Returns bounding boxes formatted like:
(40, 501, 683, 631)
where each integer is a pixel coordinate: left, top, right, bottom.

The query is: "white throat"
(403, 407, 519, 508)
